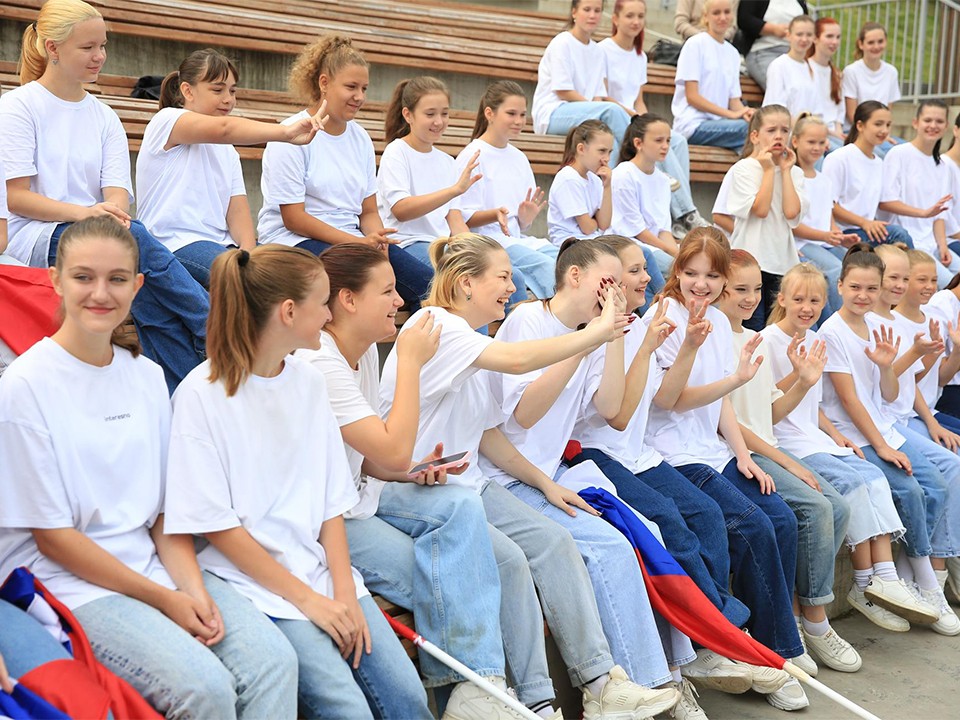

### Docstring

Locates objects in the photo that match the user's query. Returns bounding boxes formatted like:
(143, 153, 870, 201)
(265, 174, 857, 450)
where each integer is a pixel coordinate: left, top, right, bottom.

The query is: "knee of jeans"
(178, 659, 238, 716)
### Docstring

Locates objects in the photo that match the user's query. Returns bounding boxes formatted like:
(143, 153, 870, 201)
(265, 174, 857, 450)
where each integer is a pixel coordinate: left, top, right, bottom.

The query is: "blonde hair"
(767, 263, 827, 325)
(425, 233, 505, 308)
(699, 0, 730, 28)
(905, 248, 938, 269)
(874, 242, 910, 266)
(19, 0, 101, 84)
(288, 34, 367, 106)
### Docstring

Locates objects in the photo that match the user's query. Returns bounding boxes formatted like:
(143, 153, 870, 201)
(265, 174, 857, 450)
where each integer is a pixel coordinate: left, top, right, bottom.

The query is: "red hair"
(662, 227, 730, 303)
(806, 17, 842, 105)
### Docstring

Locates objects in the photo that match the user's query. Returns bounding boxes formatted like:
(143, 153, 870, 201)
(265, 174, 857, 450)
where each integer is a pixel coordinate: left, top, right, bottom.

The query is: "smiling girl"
(806, 17, 845, 151)
(762, 16, 818, 121)
(842, 23, 901, 139)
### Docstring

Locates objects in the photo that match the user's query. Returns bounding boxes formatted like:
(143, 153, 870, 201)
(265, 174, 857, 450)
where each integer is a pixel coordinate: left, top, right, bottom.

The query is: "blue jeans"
(745, 45, 789, 91)
(900, 421, 960, 557)
(751, 452, 850, 607)
(545, 101, 632, 167)
(935, 411, 960, 434)
(642, 245, 667, 309)
(687, 120, 750, 154)
(344, 483, 504, 688)
(275, 594, 431, 719)
(49, 221, 208, 394)
(0, 598, 72, 678)
(297, 238, 432, 311)
(173, 240, 233, 289)
(830, 224, 914, 255)
(859, 439, 947, 557)
(874, 137, 907, 159)
(572, 451, 751, 629)
(506, 243, 558, 300)
(659, 133, 697, 219)
(797, 243, 842, 322)
(675, 461, 803, 659)
(73, 572, 298, 719)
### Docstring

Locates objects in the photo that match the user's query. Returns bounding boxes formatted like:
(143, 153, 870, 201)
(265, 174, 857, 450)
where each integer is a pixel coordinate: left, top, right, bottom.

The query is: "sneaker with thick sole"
(790, 619, 818, 677)
(847, 585, 910, 632)
(667, 679, 708, 720)
(918, 585, 960, 636)
(671, 220, 689, 240)
(864, 576, 940, 624)
(582, 665, 679, 720)
(945, 557, 960, 603)
(802, 627, 862, 672)
(735, 662, 790, 695)
(680, 649, 753, 694)
(441, 678, 530, 720)
(683, 210, 712, 230)
(765, 678, 809, 712)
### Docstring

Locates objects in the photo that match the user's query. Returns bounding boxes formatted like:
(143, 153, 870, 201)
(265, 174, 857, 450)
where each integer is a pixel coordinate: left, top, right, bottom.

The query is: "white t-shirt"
(795, 170, 835, 250)
(751, 0, 804, 54)
(164, 357, 368, 620)
(611, 161, 671, 240)
(647, 300, 735, 470)
(259, 115, 376, 247)
(810, 61, 845, 129)
(0, 339, 173, 610)
(0, 157, 7, 221)
(841, 59, 902, 108)
(377, 139, 460, 248)
(760, 324, 853, 458)
(729, 327, 782, 447)
(944, 156, 960, 238)
(879, 143, 954, 255)
(891, 309, 943, 416)
(599, 38, 647, 109)
(763, 55, 818, 119)
(819, 312, 905, 449)
(712, 169, 734, 240)
(532, 32, 608, 134)
(727, 158, 806, 275)
(574, 318, 663, 474)
(672, 32, 743, 139)
(928, 289, 960, 387)
(821, 143, 882, 230)
(0, 82, 133, 265)
(869, 311, 920, 425)
(380, 307, 499, 494)
(547, 165, 605, 246)
(136, 107, 245, 253)
(301, 335, 385, 521)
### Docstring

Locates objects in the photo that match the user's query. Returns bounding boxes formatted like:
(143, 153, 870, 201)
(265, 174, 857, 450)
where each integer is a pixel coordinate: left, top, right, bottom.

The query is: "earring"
(52, 58, 58, 65)
(466, 294, 472, 301)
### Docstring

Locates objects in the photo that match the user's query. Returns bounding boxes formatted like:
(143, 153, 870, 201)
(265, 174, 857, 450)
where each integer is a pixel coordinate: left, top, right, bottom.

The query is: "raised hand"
(596, 161, 612, 188)
(910, 324, 945, 358)
(396, 310, 441, 367)
(454, 150, 483, 195)
(640, 298, 677, 353)
(286, 99, 328, 144)
(682, 298, 713, 348)
(785, 332, 803, 373)
(864, 324, 900, 369)
(756, 150, 776, 171)
(948, 312, 960, 348)
(921, 194, 952, 218)
(495, 207, 511, 236)
(777, 146, 797, 171)
(734, 332, 764, 384)
(517, 187, 547, 229)
(363, 227, 399, 253)
(797, 338, 827, 387)
(597, 276, 628, 314)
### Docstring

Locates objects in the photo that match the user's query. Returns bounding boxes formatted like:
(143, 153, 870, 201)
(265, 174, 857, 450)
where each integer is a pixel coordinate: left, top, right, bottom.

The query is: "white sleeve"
(790, 169, 807, 230)
(638, 52, 648, 87)
(612, 171, 648, 237)
(887, 65, 902, 104)
(880, 150, 903, 204)
(821, 152, 846, 205)
(100, 107, 134, 201)
(713, 170, 733, 214)
(0, 95, 38, 181)
(821, 325, 853, 375)
(229, 152, 246, 197)
(310, 355, 376, 428)
(762, 61, 787, 107)
(549, 38, 578, 93)
(319, 413, 362, 522)
(261, 141, 308, 206)
(841, 65, 857, 100)
(726, 161, 762, 219)
(551, 173, 592, 220)
(377, 145, 413, 210)
(674, 38, 702, 84)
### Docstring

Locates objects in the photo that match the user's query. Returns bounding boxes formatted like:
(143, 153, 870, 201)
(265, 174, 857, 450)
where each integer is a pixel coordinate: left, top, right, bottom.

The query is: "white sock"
(935, 569, 949, 590)
(584, 674, 608, 697)
(872, 560, 898, 582)
(671, 668, 682, 683)
(908, 555, 940, 590)
(895, 551, 914, 583)
(853, 567, 872, 590)
(530, 702, 556, 719)
(801, 617, 830, 637)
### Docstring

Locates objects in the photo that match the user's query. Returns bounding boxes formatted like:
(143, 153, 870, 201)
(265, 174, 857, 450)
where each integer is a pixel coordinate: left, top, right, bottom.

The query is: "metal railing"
(808, 0, 960, 102)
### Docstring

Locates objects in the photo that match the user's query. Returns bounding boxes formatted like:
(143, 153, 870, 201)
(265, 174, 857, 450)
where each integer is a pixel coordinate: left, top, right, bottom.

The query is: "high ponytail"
(19, 0, 101, 84)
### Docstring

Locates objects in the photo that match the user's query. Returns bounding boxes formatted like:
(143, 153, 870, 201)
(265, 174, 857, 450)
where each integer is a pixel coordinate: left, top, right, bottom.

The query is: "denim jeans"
(296, 238, 432, 311)
(934, 411, 960, 435)
(829, 225, 914, 256)
(675, 461, 803, 659)
(506, 243, 558, 300)
(49, 221, 208, 394)
(344, 482, 504, 688)
(800, 452, 905, 547)
(798, 243, 842, 322)
(275, 594, 431, 719)
(899, 421, 960, 557)
(572, 451, 751, 629)
(0, 598, 72, 678)
(173, 240, 233, 289)
(874, 137, 907, 159)
(937, 386, 960, 418)
(751, 452, 850, 607)
(659, 133, 697, 220)
(641, 245, 667, 310)
(687, 119, 750, 154)
(745, 45, 789, 90)
(73, 572, 298, 719)
(859, 439, 948, 557)
(545, 101, 632, 167)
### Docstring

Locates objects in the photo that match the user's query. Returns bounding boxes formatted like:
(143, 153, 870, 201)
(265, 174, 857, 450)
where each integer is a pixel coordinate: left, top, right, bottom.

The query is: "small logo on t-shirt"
(104, 413, 131, 422)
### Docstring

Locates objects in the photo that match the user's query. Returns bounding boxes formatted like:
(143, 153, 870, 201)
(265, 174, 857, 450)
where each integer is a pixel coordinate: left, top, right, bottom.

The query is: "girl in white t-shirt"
(806, 17, 845, 152)
(762, 16, 818, 121)
(763, 262, 911, 635)
(928, 278, 960, 419)
(878, 101, 959, 287)
(671, 0, 753, 153)
(547, 120, 614, 246)
(137, 49, 321, 288)
(457, 81, 557, 302)
(380, 233, 681, 719)
(842, 22, 903, 155)
(944, 115, 960, 257)
(727, 104, 805, 329)
(531, 0, 630, 161)
(0, 216, 297, 718)
(0, 157, 6, 258)
(819, 244, 957, 632)
(259, 36, 433, 310)
(163, 244, 432, 718)
(0, 2, 209, 392)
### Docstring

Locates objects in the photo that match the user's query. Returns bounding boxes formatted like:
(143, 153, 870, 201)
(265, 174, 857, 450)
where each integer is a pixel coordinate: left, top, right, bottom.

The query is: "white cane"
(784, 661, 884, 720)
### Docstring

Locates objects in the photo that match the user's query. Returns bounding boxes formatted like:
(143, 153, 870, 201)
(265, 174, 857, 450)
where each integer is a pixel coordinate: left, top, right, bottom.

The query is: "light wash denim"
(859, 438, 948, 557)
(275, 594, 431, 719)
(506, 244, 559, 300)
(173, 240, 233, 289)
(48, 221, 208, 394)
(898, 421, 960, 557)
(745, 45, 789, 90)
(0, 598, 72, 678)
(344, 482, 505, 688)
(874, 137, 907, 159)
(829, 225, 914, 257)
(545, 102, 631, 167)
(800, 451, 905, 547)
(687, 119, 750, 153)
(73, 572, 298, 720)
(675, 461, 803, 659)
(659, 132, 697, 220)
(751, 452, 850, 607)
(572, 450, 752, 629)
(797, 243, 842, 322)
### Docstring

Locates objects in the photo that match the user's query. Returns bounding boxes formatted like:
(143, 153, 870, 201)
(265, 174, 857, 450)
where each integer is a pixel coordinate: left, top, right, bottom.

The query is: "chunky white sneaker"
(790, 619, 818, 677)
(864, 576, 939, 624)
(582, 665, 679, 720)
(736, 662, 790, 695)
(680, 649, 753, 694)
(441, 679, 530, 720)
(683, 210, 712, 230)
(765, 677, 809, 712)
(944, 557, 960, 603)
(802, 627, 862, 672)
(918, 585, 960, 636)
(847, 585, 910, 632)
(667, 679, 709, 720)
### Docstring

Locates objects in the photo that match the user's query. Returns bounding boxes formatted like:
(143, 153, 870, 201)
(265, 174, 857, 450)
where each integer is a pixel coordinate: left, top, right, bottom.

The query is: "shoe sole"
(806, 650, 863, 673)
(930, 619, 960, 636)
(750, 677, 790, 695)
(766, 694, 810, 712)
(847, 596, 910, 632)
(863, 587, 940, 624)
(682, 673, 752, 695)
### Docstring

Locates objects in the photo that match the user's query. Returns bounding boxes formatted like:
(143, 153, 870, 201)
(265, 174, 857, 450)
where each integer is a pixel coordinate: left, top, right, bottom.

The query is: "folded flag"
(0, 267, 59, 355)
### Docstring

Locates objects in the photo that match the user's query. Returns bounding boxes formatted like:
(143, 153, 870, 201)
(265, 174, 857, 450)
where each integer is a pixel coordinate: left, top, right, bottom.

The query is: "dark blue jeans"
(173, 240, 233, 290)
(674, 460, 802, 659)
(571, 450, 751, 629)
(49, 221, 208, 394)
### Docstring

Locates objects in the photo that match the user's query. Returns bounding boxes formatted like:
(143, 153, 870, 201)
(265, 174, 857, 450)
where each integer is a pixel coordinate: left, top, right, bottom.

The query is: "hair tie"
(237, 249, 251, 267)
(31, 21, 37, 31)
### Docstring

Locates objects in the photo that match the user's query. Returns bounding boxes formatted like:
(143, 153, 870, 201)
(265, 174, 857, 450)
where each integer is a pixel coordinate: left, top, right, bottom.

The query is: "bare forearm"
(513, 354, 583, 428)
(319, 517, 357, 601)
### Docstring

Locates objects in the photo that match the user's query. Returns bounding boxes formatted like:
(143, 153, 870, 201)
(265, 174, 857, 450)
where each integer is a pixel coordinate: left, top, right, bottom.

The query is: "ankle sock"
(908, 555, 940, 591)
(895, 550, 915, 583)
(671, 668, 682, 684)
(583, 674, 609, 698)
(872, 560, 898, 582)
(935, 569, 949, 590)
(853, 567, 873, 591)
(529, 701, 555, 718)
(801, 617, 830, 637)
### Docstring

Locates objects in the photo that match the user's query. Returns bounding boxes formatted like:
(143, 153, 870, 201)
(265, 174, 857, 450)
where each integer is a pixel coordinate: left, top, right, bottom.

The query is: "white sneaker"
(665, 173, 682, 192)
(918, 585, 960, 636)
(582, 665, 679, 720)
(668, 679, 709, 720)
(680, 649, 753, 694)
(802, 627, 862, 672)
(847, 585, 910, 632)
(671, 220, 689, 240)
(736, 662, 790, 695)
(683, 210, 712, 229)
(864, 575, 940, 624)
(765, 677, 809, 712)
(441, 679, 530, 720)
(790, 619, 818, 677)
(944, 557, 960, 603)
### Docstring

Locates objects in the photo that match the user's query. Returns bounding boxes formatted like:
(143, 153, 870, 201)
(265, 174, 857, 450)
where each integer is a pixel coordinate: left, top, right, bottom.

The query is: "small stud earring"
(466, 293, 472, 301)
(52, 58, 58, 65)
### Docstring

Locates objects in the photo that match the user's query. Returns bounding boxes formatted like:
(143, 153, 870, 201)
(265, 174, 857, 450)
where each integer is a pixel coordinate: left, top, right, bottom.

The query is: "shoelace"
(819, 629, 849, 655)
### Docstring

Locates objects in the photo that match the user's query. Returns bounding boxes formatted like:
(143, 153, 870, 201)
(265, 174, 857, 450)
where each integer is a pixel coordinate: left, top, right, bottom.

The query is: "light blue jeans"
(751, 452, 851, 608)
(545, 101, 631, 167)
(73, 572, 298, 719)
(0, 598, 72, 678)
(344, 482, 505, 688)
(506, 243, 559, 300)
(899, 421, 960, 557)
(797, 243, 842, 322)
(687, 119, 750, 153)
(275, 594, 431, 719)
(173, 240, 233, 290)
(745, 45, 789, 91)
(659, 132, 697, 220)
